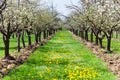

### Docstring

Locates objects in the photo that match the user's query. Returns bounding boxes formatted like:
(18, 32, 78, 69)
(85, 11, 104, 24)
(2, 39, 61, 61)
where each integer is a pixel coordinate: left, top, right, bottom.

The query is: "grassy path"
(3, 30, 117, 80)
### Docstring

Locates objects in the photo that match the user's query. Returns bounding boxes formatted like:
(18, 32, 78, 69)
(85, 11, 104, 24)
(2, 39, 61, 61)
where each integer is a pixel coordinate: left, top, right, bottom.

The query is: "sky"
(45, 0, 80, 16)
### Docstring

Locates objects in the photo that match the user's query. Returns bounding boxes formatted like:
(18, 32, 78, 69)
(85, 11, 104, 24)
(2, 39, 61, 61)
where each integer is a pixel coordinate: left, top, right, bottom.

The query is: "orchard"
(0, 0, 120, 80)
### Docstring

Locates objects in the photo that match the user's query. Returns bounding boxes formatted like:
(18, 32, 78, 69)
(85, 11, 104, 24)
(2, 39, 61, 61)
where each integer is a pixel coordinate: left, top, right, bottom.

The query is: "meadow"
(3, 30, 117, 80)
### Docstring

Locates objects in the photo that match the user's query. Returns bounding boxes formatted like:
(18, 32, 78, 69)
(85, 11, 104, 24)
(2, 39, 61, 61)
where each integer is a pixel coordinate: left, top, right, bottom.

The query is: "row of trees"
(0, 0, 62, 59)
(66, 0, 120, 52)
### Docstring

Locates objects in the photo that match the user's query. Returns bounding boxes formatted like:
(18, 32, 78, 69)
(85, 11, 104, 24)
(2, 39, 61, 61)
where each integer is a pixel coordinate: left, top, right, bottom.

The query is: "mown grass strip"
(3, 30, 117, 80)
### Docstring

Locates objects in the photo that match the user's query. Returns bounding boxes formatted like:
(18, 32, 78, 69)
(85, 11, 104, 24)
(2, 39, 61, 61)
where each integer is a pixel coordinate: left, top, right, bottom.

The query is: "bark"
(81, 31, 84, 39)
(99, 38, 103, 48)
(53, 29, 55, 34)
(92, 29, 100, 45)
(3, 35, 15, 60)
(85, 30, 88, 41)
(35, 33, 39, 44)
(43, 30, 46, 39)
(49, 29, 52, 35)
(78, 30, 81, 37)
(28, 34, 31, 45)
(22, 32, 25, 48)
(107, 37, 111, 51)
(17, 33, 21, 52)
(47, 30, 49, 38)
(26, 31, 31, 46)
(3, 35, 10, 58)
(49, 30, 52, 36)
(76, 30, 79, 36)
(104, 30, 113, 52)
(38, 31, 41, 42)
(95, 36, 99, 45)
(90, 30, 93, 42)
(75, 30, 77, 35)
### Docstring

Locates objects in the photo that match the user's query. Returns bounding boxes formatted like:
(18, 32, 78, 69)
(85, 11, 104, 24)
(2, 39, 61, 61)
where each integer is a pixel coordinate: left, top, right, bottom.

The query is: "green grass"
(0, 34, 36, 58)
(3, 30, 117, 80)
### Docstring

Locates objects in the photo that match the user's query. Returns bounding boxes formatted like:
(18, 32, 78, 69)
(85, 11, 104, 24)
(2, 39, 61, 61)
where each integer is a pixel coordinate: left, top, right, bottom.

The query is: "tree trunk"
(35, 33, 38, 44)
(27, 31, 31, 46)
(99, 38, 103, 48)
(95, 36, 99, 45)
(85, 30, 88, 41)
(28, 34, 31, 45)
(49, 30, 52, 36)
(81, 31, 84, 39)
(38, 31, 41, 42)
(3, 35, 10, 58)
(49, 29, 51, 36)
(73, 29, 76, 34)
(17, 33, 21, 52)
(76, 30, 79, 36)
(107, 37, 111, 51)
(47, 30, 49, 38)
(43, 30, 46, 39)
(22, 32, 25, 48)
(90, 30, 93, 42)
(79, 30, 80, 37)
(53, 29, 55, 34)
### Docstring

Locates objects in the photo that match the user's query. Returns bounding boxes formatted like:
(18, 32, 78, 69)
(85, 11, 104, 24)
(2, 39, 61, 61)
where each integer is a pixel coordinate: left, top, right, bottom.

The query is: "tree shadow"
(0, 47, 17, 50)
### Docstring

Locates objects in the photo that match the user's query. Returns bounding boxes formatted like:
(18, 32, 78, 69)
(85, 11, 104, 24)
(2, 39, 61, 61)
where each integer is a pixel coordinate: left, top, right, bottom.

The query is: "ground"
(73, 32, 120, 79)
(2, 30, 118, 80)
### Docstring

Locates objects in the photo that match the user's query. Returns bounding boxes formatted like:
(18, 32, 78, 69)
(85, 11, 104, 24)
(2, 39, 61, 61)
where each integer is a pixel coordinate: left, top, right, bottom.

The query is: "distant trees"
(0, 0, 62, 59)
(67, 0, 120, 52)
